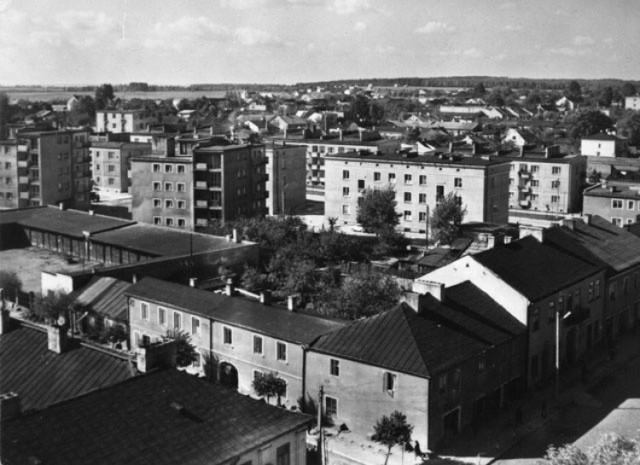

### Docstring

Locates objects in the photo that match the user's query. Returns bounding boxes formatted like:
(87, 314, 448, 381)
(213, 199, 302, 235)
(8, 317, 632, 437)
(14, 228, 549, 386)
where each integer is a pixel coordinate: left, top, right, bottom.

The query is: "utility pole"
(318, 386, 324, 465)
(555, 305, 560, 399)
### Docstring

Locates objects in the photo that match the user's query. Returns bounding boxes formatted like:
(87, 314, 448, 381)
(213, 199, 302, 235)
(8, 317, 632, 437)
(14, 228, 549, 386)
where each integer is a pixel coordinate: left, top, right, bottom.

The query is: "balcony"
(518, 170, 531, 179)
(18, 144, 28, 152)
(195, 200, 208, 208)
(194, 163, 208, 171)
(208, 185, 222, 191)
(195, 181, 208, 190)
(209, 201, 222, 209)
(17, 160, 28, 168)
(19, 192, 29, 199)
(18, 176, 29, 184)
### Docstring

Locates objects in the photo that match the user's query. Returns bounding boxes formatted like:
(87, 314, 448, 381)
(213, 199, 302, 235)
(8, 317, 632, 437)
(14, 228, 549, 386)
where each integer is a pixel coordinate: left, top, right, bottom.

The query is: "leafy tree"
(252, 372, 287, 405)
(486, 90, 505, 107)
(431, 192, 467, 245)
(373, 226, 409, 258)
(68, 96, 95, 126)
(544, 433, 640, 465)
(317, 269, 401, 320)
(349, 94, 384, 127)
(95, 83, 115, 110)
(104, 325, 127, 345)
(0, 270, 22, 305)
(598, 87, 614, 107)
(165, 329, 198, 368)
(240, 265, 271, 293)
(526, 92, 543, 106)
(373, 411, 413, 465)
(356, 187, 399, 234)
(621, 82, 637, 98)
(32, 291, 76, 324)
(567, 110, 614, 140)
(473, 82, 486, 97)
(567, 80, 583, 101)
(617, 110, 640, 146)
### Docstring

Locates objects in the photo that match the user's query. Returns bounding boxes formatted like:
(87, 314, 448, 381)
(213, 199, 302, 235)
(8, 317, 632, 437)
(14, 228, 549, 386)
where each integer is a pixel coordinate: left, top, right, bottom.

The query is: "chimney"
(0, 308, 11, 335)
(412, 279, 445, 302)
(287, 295, 296, 312)
(260, 290, 272, 305)
(584, 214, 592, 225)
(339, 129, 343, 141)
(504, 235, 512, 244)
(225, 278, 235, 296)
(47, 325, 69, 354)
(0, 392, 21, 421)
(210, 126, 214, 136)
(448, 142, 453, 153)
(472, 142, 477, 155)
(487, 234, 504, 249)
(132, 274, 137, 284)
(59, 202, 65, 211)
(136, 339, 178, 373)
(189, 277, 198, 288)
(519, 145, 525, 157)
(232, 228, 240, 243)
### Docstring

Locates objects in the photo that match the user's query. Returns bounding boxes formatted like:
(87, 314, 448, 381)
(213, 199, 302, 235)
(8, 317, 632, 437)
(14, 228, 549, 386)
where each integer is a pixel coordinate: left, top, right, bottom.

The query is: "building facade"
(0, 140, 21, 208)
(95, 109, 157, 133)
(583, 182, 640, 227)
(265, 142, 306, 215)
(581, 134, 627, 158)
(91, 141, 152, 193)
(324, 151, 511, 234)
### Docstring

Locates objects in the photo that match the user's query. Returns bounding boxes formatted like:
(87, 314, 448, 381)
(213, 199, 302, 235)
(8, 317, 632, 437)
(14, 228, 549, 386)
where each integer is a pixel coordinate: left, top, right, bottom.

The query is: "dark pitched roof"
(74, 276, 131, 321)
(126, 277, 345, 344)
(543, 215, 640, 273)
(1, 369, 312, 465)
(473, 236, 604, 301)
(582, 133, 622, 141)
(311, 303, 487, 377)
(0, 321, 135, 412)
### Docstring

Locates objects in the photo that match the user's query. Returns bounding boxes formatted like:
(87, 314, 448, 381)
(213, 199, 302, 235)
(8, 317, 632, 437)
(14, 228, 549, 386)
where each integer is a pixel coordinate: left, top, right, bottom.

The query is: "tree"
(0, 270, 22, 306)
(165, 329, 198, 368)
(373, 411, 413, 465)
(349, 94, 384, 127)
(473, 82, 486, 97)
(252, 372, 287, 405)
(95, 83, 115, 110)
(598, 87, 614, 107)
(567, 80, 583, 101)
(544, 433, 640, 465)
(617, 110, 640, 146)
(356, 187, 399, 234)
(431, 192, 467, 245)
(621, 82, 637, 98)
(68, 95, 95, 126)
(486, 90, 505, 107)
(568, 110, 614, 140)
(32, 291, 76, 324)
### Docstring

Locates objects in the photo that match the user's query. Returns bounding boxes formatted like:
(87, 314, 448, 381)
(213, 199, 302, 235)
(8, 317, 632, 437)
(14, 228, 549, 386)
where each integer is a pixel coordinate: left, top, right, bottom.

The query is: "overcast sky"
(1, 0, 638, 85)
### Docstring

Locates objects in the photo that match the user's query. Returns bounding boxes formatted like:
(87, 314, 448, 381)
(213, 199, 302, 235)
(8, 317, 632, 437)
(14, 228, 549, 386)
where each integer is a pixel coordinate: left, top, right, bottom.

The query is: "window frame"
(276, 341, 287, 361)
(223, 326, 233, 345)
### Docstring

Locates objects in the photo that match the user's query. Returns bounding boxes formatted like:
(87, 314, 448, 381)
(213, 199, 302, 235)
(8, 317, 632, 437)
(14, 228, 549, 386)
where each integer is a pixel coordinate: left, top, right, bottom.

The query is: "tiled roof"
(0, 321, 135, 412)
(1, 369, 312, 465)
(473, 236, 604, 302)
(74, 276, 131, 321)
(311, 303, 487, 377)
(126, 277, 345, 344)
(544, 215, 640, 273)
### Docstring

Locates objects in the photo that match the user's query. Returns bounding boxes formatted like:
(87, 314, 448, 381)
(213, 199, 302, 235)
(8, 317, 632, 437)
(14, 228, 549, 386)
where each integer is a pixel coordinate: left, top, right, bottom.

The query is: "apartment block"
(91, 141, 152, 193)
(95, 109, 157, 133)
(0, 140, 21, 208)
(265, 142, 306, 215)
(324, 151, 511, 234)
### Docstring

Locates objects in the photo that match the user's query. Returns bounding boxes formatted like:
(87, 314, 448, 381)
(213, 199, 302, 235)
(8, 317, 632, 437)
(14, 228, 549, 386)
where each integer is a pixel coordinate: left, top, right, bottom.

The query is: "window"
(177, 183, 186, 192)
(552, 166, 561, 175)
(612, 199, 623, 209)
(173, 312, 182, 330)
(551, 195, 559, 203)
(374, 172, 381, 181)
(276, 341, 287, 361)
(548, 301, 555, 322)
(223, 326, 232, 344)
(357, 179, 365, 191)
(612, 217, 623, 226)
(165, 199, 174, 208)
(325, 396, 338, 418)
(107, 164, 115, 172)
(152, 163, 161, 173)
(529, 180, 539, 187)
(438, 375, 447, 394)
(551, 180, 560, 188)
(419, 193, 426, 204)
(343, 187, 350, 197)
(419, 175, 427, 185)
(164, 182, 173, 191)
(342, 204, 350, 215)
(451, 368, 461, 393)
(388, 173, 396, 183)
(254, 370, 264, 381)
(165, 217, 174, 226)
(595, 279, 601, 298)
(253, 335, 263, 354)
(140, 302, 149, 321)
(342, 170, 349, 180)
(153, 216, 162, 225)
(531, 307, 540, 331)
(404, 192, 411, 203)
(404, 210, 412, 221)
(531, 165, 539, 173)
(384, 372, 397, 395)
(153, 198, 161, 208)
(330, 359, 340, 376)
(276, 443, 290, 465)
(158, 307, 166, 326)
(177, 164, 186, 173)
(192, 317, 200, 336)
(404, 174, 412, 184)
(419, 211, 427, 222)
(178, 219, 186, 227)
(454, 177, 462, 188)
(177, 200, 186, 209)
(153, 182, 161, 191)
(164, 164, 173, 173)
(629, 201, 636, 210)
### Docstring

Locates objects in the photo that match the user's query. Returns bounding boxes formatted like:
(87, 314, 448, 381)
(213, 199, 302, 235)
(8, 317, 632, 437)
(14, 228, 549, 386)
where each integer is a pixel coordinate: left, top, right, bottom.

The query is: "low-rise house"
(1, 369, 312, 465)
(502, 128, 538, 147)
(583, 181, 640, 227)
(126, 277, 345, 409)
(625, 96, 640, 110)
(73, 276, 131, 337)
(581, 133, 627, 158)
(307, 286, 526, 451)
(556, 96, 577, 112)
(96, 109, 157, 133)
(421, 236, 606, 387)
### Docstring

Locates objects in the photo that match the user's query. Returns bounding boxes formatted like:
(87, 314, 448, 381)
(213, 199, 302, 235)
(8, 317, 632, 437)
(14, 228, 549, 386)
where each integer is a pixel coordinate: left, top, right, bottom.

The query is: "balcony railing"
(17, 160, 28, 168)
(18, 176, 29, 184)
(194, 163, 208, 171)
(195, 181, 208, 190)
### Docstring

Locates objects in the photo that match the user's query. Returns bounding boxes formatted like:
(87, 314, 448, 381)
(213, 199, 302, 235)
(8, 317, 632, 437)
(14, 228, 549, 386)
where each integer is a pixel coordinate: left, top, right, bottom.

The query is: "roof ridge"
(397, 303, 433, 376)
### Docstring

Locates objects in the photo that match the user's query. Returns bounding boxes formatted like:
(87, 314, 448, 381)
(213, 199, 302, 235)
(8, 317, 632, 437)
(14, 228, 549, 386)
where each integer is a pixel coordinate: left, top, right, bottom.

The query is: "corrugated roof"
(1, 369, 312, 465)
(0, 321, 135, 412)
(311, 303, 487, 377)
(74, 277, 131, 321)
(544, 215, 640, 273)
(473, 236, 604, 302)
(126, 277, 345, 344)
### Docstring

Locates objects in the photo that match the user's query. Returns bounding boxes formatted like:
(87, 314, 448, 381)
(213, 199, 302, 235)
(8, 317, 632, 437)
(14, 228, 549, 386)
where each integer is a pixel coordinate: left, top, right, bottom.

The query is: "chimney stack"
(225, 278, 235, 297)
(260, 290, 272, 305)
(59, 202, 65, 211)
(47, 325, 69, 354)
(584, 214, 592, 225)
(232, 228, 240, 243)
(0, 392, 21, 421)
(0, 307, 11, 335)
(411, 280, 445, 302)
(287, 295, 296, 312)
(189, 278, 198, 288)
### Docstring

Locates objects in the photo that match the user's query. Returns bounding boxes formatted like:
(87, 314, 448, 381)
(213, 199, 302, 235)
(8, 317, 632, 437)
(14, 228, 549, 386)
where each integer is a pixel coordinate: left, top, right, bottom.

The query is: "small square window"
(177, 183, 186, 192)
(152, 164, 161, 173)
(164, 182, 173, 191)
(178, 200, 186, 209)
(330, 359, 340, 376)
(325, 396, 338, 418)
(165, 164, 173, 173)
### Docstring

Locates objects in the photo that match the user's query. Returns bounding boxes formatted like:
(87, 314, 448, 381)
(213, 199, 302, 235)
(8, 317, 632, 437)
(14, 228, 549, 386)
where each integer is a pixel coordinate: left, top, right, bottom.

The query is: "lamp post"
(555, 299, 572, 399)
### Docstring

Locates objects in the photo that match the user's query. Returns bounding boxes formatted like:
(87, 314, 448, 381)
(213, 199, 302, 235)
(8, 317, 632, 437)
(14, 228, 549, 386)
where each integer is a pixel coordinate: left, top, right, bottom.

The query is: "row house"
(90, 141, 151, 193)
(544, 215, 640, 341)
(324, 150, 511, 234)
(126, 277, 345, 410)
(307, 284, 526, 451)
(421, 236, 606, 387)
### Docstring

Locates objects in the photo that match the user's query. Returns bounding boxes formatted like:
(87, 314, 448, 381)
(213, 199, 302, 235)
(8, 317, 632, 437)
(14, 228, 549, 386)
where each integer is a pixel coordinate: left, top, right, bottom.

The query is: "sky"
(0, 0, 639, 86)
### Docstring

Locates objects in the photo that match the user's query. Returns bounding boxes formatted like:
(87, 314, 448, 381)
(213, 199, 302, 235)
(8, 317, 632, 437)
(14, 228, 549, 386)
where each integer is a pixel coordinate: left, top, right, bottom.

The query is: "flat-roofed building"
(91, 141, 152, 193)
(265, 142, 306, 215)
(95, 109, 157, 133)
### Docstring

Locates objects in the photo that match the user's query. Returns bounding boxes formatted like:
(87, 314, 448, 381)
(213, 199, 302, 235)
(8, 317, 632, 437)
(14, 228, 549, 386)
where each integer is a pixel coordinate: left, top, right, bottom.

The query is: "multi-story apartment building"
(324, 151, 511, 234)
(625, 96, 640, 110)
(3, 129, 92, 209)
(95, 109, 157, 133)
(193, 143, 267, 227)
(126, 277, 344, 410)
(583, 182, 640, 227)
(91, 141, 152, 193)
(504, 147, 586, 221)
(265, 142, 306, 216)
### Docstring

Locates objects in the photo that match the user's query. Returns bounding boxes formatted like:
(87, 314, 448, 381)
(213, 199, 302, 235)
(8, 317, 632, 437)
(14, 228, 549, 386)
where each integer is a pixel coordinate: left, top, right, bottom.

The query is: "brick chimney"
(225, 278, 235, 297)
(287, 295, 296, 312)
(260, 290, 272, 305)
(412, 280, 445, 302)
(47, 325, 69, 354)
(0, 392, 21, 421)
(136, 339, 178, 373)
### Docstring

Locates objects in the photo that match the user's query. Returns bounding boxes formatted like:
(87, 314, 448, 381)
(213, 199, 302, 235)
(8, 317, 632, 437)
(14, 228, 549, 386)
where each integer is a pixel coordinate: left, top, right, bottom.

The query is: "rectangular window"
(551, 195, 559, 203)
(253, 335, 263, 354)
(164, 182, 173, 191)
(548, 301, 555, 323)
(419, 175, 427, 185)
(552, 166, 561, 175)
(531, 180, 539, 187)
(158, 307, 166, 326)
(153, 182, 161, 191)
(152, 163, 161, 173)
(531, 165, 539, 173)
(330, 359, 340, 376)
(177, 200, 186, 209)
(164, 164, 173, 173)
(140, 302, 149, 321)
(254, 370, 264, 381)
(388, 173, 396, 183)
(404, 192, 411, 203)
(419, 211, 427, 222)
(384, 372, 397, 394)
(610, 282, 617, 301)
(177, 164, 186, 173)
(342, 204, 350, 215)
(223, 326, 232, 344)
(342, 170, 349, 180)
(153, 198, 161, 208)
(178, 219, 186, 227)
(612, 217, 623, 226)
(173, 312, 181, 330)
(165, 199, 174, 208)
(177, 183, 186, 192)
(404, 210, 412, 221)
(418, 193, 426, 204)
(551, 180, 560, 188)
(357, 179, 365, 191)
(454, 177, 462, 188)
(612, 199, 623, 209)
(276, 341, 287, 361)
(404, 174, 412, 184)
(153, 216, 162, 225)
(107, 165, 115, 172)
(628, 201, 636, 210)
(325, 396, 338, 418)
(343, 187, 350, 197)
(374, 172, 381, 181)
(165, 217, 174, 226)
(192, 317, 200, 336)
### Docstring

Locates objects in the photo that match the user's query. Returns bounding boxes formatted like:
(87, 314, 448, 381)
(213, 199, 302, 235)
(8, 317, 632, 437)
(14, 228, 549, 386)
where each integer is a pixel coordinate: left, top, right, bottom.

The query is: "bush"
(0, 270, 22, 304)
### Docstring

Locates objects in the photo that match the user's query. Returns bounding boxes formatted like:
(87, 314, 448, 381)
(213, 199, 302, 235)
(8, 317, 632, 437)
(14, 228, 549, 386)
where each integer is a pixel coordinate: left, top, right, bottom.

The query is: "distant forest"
(3, 76, 639, 92)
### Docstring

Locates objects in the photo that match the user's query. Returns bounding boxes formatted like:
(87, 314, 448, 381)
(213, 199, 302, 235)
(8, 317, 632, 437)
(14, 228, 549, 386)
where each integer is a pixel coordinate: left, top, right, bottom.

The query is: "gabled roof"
(126, 277, 345, 344)
(543, 215, 640, 273)
(311, 303, 487, 378)
(74, 276, 131, 321)
(472, 236, 604, 302)
(1, 369, 312, 465)
(0, 321, 135, 412)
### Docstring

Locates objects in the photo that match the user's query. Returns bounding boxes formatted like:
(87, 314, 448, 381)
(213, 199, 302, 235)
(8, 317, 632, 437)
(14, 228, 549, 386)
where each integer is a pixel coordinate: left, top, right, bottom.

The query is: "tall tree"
(598, 86, 614, 107)
(373, 411, 413, 465)
(473, 82, 486, 97)
(0, 270, 22, 306)
(252, 372, 287, 405)
(568, 110, 614, 140)
(620, 82, 637, 98)
(617, 110, 640, 146)
(431, 192, 467, 245)
(95, 83, 115, 110)
(356, 187, 399, 234)
(567, 80, 583, 101)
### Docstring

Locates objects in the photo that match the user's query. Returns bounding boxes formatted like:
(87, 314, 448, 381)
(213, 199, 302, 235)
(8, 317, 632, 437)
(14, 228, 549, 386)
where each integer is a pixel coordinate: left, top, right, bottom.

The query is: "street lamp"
(555, 298, 572, 399)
